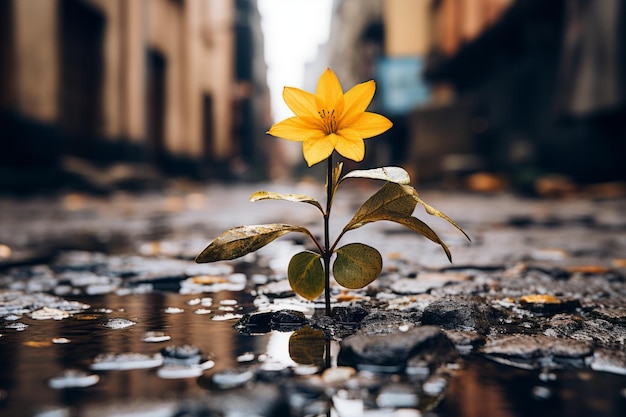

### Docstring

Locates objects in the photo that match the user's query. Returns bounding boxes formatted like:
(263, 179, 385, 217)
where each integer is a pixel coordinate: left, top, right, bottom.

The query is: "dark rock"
(591, 307, 626, 325)
(444, 330, 486, 353)
(358, 309, 421, 335)
(331, 305, 369, 325)
(161, 345, 202, 366)
(590, 349, 626, 375)
(270, 309, 307, 331)
(337, 326, 458, 372)
(421, 296, 496, 334)
(482, 335, 593, 369)
(235, 311, 274, 333)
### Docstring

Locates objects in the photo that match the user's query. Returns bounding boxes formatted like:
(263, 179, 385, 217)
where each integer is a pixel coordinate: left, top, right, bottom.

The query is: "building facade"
(0, 0, 270, 192)
(312, 0, 625, 185)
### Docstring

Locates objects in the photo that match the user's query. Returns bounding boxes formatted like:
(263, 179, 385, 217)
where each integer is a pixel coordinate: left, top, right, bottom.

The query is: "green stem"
(323, 155, 333, 316)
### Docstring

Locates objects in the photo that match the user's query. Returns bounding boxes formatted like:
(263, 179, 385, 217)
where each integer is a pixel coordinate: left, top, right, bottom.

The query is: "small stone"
(590, 349, 626, 375)
(235, 312, 274, 333)
(161, 345, 202, 366)
(270, 309, 307, 331)
(212, 368, 255, 389)
(101, 318, 136, 329)
(376, 383, 419, 408)
(421, 296, 495, 333)
(30, 307, 70, 321)
(519, 295, 579, 315)
(48, 370, 99, 389)
(142, 331, 171, 343)
(331, 306, 369, 325)
(338, 326, 457, 372)
(321, 366, 356, 384)
(482, 335, 592, 368)
(531, 385, 552, 400)
(91, 353, 163, 370)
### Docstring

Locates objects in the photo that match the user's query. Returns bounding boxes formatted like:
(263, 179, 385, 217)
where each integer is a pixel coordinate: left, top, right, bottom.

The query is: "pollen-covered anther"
(319, 109, 337, 134)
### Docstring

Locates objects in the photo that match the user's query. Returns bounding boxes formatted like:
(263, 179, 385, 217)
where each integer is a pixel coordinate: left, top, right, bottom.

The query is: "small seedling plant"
(196, 69, 469, 315)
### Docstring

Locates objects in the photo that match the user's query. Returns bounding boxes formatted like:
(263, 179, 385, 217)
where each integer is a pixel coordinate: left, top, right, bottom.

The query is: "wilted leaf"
(344, 182, 417, 231)
(340, 166, 411, 185)
(413, 193, 471, 241)
(196, 224, 310, 263)
(288, 251, 325, 300)
(333, 243, 382, 289)
(250, 191, 323, 212)
(384, 215, 452, 262)
(341, 183, 453, 261)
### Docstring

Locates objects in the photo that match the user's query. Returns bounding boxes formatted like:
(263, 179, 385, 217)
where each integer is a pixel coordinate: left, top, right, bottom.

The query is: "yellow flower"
(267, 68, 393, 166)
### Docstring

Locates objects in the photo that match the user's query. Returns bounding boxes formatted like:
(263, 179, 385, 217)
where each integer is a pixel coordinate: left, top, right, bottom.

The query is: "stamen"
(318, 108, 337, 134)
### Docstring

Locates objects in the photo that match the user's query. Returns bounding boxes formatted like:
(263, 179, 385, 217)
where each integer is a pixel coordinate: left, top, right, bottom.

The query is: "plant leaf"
(333, 243, 382, 289)
(288, 251, 325, 300)
(250, 191, 323, 213)
(288, 326, 327, 366)
(340, 183, 454, 262)
(412, 193, 471, 241)
(196, 224, 310, 263)
(385, 215, 453, 262)
(344, 182, 417, 231)
(340, 166, 411, 185)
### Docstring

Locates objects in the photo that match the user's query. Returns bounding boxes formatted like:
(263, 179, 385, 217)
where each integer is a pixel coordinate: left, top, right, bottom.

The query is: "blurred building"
(425, 0, 626, 187)
(0, 0, 270, 193)
(311, 0, 626, 186)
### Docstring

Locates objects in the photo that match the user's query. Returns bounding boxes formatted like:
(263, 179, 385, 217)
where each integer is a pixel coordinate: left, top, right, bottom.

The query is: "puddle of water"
(1, 290, 626, 417)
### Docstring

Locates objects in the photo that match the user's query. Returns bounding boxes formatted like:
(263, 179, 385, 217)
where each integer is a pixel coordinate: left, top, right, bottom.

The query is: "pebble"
(142, 331, 171, 343)
(29, 307, 70, 320)
(321, 366, 356, 384)
(48, 370, 99, 389)
(157, 360, 215, 380)
(590, 349, 626, 375)
(91, 353, 163, 370)
(338, 326, 458, 372)
(482, 335, 593, 368)
(376, 383, 419, 408)
(212, 368, 255, 389)
(161, 344, 202, 366)
(100, 318, 136, 329)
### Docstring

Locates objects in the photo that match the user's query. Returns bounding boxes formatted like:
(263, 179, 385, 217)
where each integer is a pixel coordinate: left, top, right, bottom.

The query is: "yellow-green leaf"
(250, 191, 323, 213)
(413, 193, 471, 241)
(333, 243, 382, 289)
(288, 251, 325, 300)
(344, 182, 417, 231)
(196, 224, 310, 263)
(340, 166, 411, 185)
(385, 215, 452, 262)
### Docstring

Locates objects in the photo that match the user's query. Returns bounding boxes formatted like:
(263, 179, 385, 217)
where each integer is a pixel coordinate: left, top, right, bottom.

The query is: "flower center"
(318, 109, 337, 134)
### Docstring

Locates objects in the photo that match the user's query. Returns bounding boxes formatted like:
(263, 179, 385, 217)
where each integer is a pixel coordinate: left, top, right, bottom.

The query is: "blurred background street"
(1, 0, 625, 195)
(1, 1, 626, 416)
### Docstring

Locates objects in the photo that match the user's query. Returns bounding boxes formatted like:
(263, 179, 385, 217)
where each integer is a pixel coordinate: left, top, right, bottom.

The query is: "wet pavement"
(1, 180, 626, 416)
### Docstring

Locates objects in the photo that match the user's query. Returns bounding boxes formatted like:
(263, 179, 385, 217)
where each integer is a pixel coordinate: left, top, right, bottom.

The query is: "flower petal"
(341, 80, 375, 124)
(334, 130, 365, 162)
(316, 69, 344, 109)
(268, 116, 324, 142)
(283, 87, 320, 118)
(302, 135, 335, 166)
(344, 112, 393, 138)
